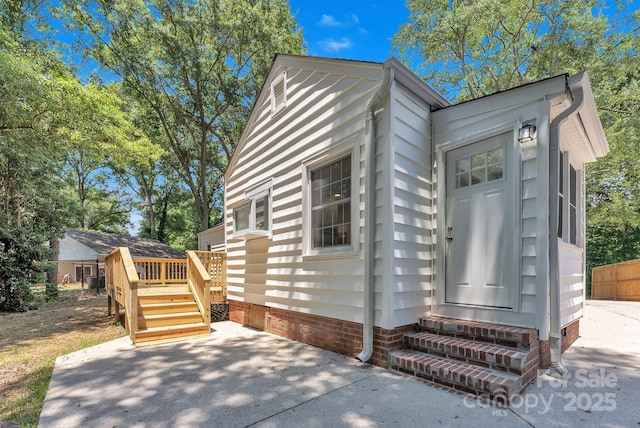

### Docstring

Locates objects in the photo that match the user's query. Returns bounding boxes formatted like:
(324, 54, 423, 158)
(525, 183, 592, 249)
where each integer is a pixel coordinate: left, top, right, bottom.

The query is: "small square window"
(233, 182, 272, 238)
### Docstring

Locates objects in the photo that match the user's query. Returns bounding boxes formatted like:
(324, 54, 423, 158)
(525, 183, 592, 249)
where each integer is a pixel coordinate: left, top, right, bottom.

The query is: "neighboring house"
(197, 223, 225, 252)
(57, 228, 185, 283)
(223, 54, 609, 385)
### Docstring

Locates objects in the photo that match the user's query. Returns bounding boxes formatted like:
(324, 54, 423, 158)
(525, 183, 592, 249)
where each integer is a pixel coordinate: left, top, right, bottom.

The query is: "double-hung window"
(233, 180, 272, 238)
(304, 152, 355, 258)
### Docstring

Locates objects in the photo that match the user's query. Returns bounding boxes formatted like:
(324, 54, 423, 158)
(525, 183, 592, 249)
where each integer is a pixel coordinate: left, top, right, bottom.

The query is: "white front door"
(445, 134, 514, 308)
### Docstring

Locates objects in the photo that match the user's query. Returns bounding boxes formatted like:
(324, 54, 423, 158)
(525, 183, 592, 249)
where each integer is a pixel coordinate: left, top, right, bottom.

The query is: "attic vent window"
(270, 71, 287, 115)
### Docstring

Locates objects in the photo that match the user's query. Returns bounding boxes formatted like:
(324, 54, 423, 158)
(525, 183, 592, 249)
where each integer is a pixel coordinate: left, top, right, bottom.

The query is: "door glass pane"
(456, 146, 504, 188)
(456, 158, 470, 174)
(471, 169, 485, 185)
(472, 153, 486, 169)
(488, 165, 503, 181)
(487, 148, 503, 164)
(457, 173, 469, 188)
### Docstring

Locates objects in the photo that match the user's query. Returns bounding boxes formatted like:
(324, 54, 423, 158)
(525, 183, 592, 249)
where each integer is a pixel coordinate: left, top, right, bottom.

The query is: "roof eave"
(568, 72, 610, 160)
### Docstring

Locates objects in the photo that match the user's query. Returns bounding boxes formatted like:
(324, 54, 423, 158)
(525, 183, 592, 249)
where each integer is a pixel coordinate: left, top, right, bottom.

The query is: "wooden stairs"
(389, 316, 540, 402)
(135, 288, 210, 346)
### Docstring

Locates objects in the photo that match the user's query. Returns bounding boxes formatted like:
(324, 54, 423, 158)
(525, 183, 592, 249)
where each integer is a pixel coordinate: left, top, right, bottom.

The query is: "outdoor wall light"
(518, 122, 537, 143)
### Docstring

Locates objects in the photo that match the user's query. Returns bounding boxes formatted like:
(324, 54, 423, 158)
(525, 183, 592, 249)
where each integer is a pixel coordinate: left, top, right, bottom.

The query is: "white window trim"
(302, 146, 358, 260)
(74, 265, 92, 281)
(270, 71, 287, 117)
(233, 179, 273, 239)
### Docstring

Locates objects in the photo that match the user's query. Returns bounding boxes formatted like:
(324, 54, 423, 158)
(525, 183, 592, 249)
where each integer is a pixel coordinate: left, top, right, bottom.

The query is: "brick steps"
(389, 349, 522, 397)
(389, 316, 539, 400)
(404, 331, 530, 374)
(420, 316, 536, 348)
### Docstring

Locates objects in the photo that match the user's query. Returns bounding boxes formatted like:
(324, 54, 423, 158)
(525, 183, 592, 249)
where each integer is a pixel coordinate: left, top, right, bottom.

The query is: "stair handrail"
(106, 247, 140, 342)
(186, 250, 211, 327)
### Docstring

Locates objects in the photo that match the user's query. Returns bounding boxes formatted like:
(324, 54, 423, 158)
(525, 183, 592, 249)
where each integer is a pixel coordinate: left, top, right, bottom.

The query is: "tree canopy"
(0, 0, 304, 310)
(0, 2, 156, 310)
(61, 0, 305, 232)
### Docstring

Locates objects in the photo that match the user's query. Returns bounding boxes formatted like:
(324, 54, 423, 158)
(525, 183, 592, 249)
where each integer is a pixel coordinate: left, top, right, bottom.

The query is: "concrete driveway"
(39, 301, 640, 427)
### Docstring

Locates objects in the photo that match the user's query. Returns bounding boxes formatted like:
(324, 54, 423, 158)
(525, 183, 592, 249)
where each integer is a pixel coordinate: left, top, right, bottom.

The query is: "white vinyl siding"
(520, 134, 542, 316)
(225, 58, 381, 322)
(198, 225, 225, 251)
(559, 242, 585, 327)
(387, 83, 435, 328)
(58, 237, 99, 261)
(558, 154, 586, 328)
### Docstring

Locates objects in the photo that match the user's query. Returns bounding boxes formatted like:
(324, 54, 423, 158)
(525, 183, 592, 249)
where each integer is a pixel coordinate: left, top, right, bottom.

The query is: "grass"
(0, 284, 125, 427)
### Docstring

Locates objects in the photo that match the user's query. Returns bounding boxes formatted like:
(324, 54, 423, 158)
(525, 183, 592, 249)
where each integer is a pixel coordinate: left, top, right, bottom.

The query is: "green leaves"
(394, 0, 618, 102)
(62, 0, 304, 231)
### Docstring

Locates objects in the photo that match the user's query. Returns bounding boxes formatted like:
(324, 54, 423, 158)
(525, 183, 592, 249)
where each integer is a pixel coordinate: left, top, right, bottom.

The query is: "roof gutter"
(357, 63, 393, 363)
(547, 74, 585, 376)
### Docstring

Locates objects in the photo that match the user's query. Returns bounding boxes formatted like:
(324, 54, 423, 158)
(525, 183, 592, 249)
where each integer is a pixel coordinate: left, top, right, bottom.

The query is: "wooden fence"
(591, 259, 640, 301)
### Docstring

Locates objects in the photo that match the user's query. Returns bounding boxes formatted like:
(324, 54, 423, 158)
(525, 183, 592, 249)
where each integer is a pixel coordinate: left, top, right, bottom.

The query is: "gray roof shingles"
(65, 228, 186, 259)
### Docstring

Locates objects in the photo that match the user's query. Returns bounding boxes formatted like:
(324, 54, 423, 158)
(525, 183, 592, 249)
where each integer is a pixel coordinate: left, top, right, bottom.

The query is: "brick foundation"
(228, 300, 415, 367)
(538, 318, 580, 368)
(561, 318, 580, 352)
(228, 301, 581, 373)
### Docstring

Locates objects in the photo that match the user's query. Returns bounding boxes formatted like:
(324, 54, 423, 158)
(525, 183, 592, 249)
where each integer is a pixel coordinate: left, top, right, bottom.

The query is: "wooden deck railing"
(105, 248, 227, 344)
(105, 247, 139, 341)
(132, 258, 188, 285)
(186, 251, 211, 326)
(194, 251, 227, 304)
(592, 259, 640, 301)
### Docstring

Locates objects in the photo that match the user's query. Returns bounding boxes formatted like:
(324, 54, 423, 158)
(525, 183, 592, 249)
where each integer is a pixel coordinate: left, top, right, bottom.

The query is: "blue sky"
(288, 1, 409, 62)
(287, 1, 640, 64)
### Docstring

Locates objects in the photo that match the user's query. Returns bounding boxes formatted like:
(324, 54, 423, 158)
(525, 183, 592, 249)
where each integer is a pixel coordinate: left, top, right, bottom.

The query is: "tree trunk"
(47, 239, 59, 284)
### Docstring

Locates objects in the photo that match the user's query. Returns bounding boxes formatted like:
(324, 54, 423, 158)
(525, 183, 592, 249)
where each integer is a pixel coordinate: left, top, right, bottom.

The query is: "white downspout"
(357, 64, 392, 363)
(547, 76, 584, 375)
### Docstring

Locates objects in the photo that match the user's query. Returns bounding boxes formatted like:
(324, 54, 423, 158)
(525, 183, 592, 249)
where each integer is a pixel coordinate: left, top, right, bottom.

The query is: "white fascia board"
(568, 72, 610, 160)
(385, 57, 451, 109)
(433, 75, 568, 123)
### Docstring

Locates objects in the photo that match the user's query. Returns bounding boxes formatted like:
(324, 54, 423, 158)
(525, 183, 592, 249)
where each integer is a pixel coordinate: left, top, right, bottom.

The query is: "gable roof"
(225, 54, 450, 178)
(64, 229, 185, 259)
(225, 54, 383, 178)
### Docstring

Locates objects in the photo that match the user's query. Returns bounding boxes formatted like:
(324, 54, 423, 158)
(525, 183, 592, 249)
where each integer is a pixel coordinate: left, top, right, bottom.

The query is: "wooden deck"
(105, 249, 227, 346)
(138, 284, 191, 294)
